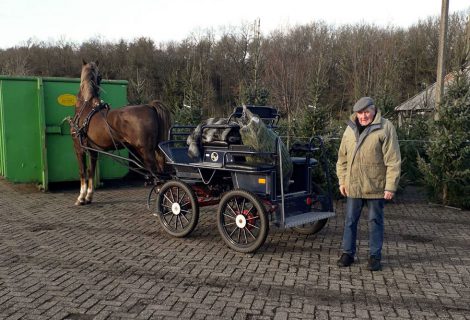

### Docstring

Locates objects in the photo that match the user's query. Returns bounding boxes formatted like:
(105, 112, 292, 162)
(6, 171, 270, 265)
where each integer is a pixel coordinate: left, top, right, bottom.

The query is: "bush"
(396, 116, 429, 188)
(173, 105, 203, 126)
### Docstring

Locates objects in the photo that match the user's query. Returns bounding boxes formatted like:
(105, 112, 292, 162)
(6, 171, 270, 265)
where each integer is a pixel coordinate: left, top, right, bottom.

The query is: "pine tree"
(417, 72, 470, 208)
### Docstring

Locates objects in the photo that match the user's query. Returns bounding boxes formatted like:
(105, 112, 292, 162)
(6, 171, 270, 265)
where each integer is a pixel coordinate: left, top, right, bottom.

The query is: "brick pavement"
(0, 178, 469, 320)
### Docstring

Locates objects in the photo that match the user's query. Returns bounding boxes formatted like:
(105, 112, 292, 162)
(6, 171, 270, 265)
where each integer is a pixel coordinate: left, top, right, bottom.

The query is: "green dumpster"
(0, 76, 129, 190)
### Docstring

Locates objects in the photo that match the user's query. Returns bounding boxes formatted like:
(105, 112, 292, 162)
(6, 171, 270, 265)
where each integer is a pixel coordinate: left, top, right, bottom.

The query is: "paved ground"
(0, 178, 469, 320)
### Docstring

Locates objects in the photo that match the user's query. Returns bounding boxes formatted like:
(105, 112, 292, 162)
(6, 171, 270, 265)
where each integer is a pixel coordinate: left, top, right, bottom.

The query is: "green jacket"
(336, 110, 401, 199)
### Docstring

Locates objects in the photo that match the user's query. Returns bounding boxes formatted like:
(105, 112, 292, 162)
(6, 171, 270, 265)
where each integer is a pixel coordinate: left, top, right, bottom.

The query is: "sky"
(0, 0, 469, 49)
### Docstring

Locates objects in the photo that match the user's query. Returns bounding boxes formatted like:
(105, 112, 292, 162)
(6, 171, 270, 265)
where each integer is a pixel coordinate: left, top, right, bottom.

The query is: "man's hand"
(339, 185, 348, 197)
(384, 191, 394, 200)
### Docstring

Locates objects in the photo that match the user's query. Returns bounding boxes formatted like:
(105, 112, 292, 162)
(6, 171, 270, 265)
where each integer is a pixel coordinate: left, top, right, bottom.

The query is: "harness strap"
(70, 101, 110, 138)
(81, 101, 110, 135)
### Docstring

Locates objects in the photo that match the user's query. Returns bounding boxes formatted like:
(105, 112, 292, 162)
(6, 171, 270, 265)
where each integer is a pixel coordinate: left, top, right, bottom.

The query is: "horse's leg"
(140, 147, 159, 182)
(74, 147, 88, 206)
(155, 150, 167, 176)
(85, 150, 98, 204)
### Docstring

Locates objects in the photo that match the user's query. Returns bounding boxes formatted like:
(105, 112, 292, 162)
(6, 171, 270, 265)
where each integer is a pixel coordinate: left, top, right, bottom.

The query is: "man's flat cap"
(353, 97, 374, 112)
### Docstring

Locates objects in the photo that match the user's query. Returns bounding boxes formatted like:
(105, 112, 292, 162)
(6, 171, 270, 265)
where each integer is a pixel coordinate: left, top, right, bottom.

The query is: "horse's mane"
(79, 61, 100, 101)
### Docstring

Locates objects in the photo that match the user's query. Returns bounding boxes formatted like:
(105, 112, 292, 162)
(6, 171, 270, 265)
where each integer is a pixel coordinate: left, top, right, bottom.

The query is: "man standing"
(336, 97, 401, 271)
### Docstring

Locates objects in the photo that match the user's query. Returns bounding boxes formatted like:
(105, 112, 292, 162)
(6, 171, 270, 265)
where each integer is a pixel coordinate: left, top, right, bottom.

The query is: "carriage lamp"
(258, 178, 266, 184)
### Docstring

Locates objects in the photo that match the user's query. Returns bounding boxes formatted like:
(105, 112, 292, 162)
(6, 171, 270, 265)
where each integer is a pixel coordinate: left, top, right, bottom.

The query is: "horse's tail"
(149, 100, 172, 142)
(149, 100, 173, 176)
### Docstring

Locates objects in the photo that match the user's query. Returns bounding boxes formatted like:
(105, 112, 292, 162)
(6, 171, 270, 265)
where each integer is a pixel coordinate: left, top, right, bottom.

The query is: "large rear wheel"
(217, 189, 268, 253)
(156, 180, 199, 237)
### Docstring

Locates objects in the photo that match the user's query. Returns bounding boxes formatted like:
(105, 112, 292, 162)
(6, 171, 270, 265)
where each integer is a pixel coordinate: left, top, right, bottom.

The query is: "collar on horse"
(70, 100, 110, 138)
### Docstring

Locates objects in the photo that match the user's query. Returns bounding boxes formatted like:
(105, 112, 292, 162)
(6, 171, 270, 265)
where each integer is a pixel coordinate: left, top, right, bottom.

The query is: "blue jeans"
(341, 198, 384, 259)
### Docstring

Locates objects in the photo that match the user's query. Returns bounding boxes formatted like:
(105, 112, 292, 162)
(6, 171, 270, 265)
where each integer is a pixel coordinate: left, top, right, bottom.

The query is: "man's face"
(356, 107, 376, 126)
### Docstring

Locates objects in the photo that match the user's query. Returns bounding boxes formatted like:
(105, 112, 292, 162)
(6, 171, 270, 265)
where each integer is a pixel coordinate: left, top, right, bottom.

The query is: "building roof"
(394, 83, 436, 112)
(394, 67, 469, 112)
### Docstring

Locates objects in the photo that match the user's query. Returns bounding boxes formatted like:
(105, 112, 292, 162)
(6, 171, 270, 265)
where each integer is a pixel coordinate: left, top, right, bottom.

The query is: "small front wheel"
(217, 189, 268, 253)
(156, 180, 199, 237)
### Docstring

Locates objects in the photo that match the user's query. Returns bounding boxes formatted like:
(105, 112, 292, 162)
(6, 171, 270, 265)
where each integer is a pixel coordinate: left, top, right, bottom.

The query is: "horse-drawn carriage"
(73, 61, 335, 253)
(151, 105, 335, 253)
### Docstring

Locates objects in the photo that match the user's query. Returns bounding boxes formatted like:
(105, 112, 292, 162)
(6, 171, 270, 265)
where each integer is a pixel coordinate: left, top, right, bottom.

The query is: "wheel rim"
(220, 196, 262, 247)
(160, 186, 193, 232)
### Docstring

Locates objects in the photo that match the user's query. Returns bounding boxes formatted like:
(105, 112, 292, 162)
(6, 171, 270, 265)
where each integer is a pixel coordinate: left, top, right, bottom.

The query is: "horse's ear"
(82, 59, 87, 65)
(95, 60, 99, 66)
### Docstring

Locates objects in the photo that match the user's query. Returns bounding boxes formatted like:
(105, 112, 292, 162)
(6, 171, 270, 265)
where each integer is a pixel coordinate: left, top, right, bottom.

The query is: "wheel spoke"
(180, 212, 190, 223)
(223, 212, 236, 220)
(223, 221, 237, 227)
(229, 226, 238, 237)
(245, 227, 257, 239)
(180, 200, 190, 208)
(165, 214, 175, 225)
(178, 191, 187, 203)
(177, 215, 184, 229)
(174, 214, 178, 229)
(162, 210, 173, 216)
(226, 203, 238, 217)
(163, 193, 173, 204)
(242, 228, 248, 244)
(246, 222, 260, 230)
(234, 197, 241, 213)
(169, 188, 176, 202)
(240, 198, 246, 213)
(180, 208, 192, 214)
(237, 227, 241, 243)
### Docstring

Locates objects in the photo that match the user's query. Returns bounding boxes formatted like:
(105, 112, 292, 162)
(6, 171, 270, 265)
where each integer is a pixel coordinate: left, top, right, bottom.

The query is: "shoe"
(337, 253, 354, 267)
(367, 256, 382, 271)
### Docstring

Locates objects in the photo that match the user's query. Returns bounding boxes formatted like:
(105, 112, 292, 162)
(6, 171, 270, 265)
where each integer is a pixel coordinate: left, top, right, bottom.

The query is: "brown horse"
(71, 60, 171, 205)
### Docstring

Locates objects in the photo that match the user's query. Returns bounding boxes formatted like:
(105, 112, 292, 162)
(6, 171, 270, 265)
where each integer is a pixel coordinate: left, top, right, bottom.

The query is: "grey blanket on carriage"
(186, 118, 240, 159)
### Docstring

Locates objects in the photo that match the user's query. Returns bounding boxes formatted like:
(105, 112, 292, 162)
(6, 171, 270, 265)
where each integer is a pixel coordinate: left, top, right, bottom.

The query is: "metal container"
(0, 76, 129, 190)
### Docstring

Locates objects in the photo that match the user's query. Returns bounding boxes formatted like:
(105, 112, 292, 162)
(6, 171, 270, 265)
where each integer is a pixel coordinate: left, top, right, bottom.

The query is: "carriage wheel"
(293, 185, 329, 235)
(217, 189, 268, 253)
(156, 180, 199, 237)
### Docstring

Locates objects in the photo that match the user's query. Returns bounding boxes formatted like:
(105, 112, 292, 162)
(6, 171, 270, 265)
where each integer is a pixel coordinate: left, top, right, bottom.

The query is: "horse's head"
(79, 59, 102, 101)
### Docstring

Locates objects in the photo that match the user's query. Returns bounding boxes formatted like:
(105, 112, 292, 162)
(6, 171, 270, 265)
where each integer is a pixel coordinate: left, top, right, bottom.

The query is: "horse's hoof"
(75, 200, 85, 206)
(85, 199, 92, 205)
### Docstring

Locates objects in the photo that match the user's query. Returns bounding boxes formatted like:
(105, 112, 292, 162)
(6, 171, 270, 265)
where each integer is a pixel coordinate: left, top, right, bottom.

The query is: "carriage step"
(284, 211, 335, 228)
